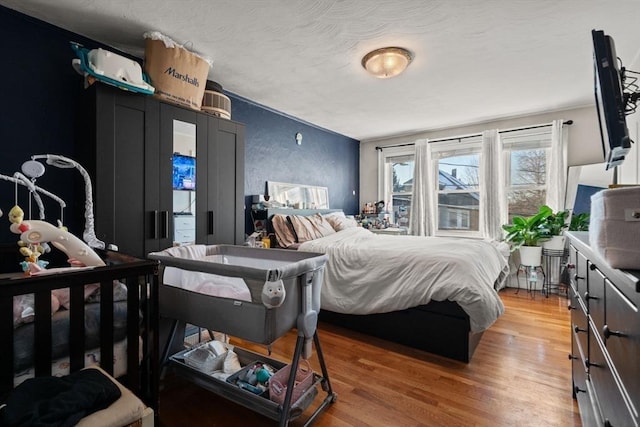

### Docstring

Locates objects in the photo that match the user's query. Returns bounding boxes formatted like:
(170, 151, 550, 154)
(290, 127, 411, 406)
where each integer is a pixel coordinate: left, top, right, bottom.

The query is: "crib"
(149, 244, 337, 427)
(0, 245, 159, 424)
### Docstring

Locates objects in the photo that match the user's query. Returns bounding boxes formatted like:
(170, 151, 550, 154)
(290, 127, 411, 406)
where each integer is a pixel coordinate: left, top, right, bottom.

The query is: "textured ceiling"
(3, 0, 640, 141)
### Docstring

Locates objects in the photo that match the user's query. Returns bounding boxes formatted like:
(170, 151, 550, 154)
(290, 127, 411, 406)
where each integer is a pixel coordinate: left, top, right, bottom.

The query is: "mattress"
(13, 300, 129, 372)
(298, 227, 508, 332)
(14, 338, 132, 387)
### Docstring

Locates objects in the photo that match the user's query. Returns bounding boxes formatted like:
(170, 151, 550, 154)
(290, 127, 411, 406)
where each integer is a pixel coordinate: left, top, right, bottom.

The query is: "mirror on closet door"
(565, 163, 613, 215)
(172, 119, 197, 245)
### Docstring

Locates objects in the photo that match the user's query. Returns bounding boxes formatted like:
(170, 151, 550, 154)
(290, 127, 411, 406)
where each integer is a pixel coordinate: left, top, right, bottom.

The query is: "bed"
(265, 208, 509, 362)
(0, 244, 160, 416)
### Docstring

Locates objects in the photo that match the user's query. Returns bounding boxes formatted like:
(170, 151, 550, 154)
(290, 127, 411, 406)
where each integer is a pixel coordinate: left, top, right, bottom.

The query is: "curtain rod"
(375, 119, 573, 151)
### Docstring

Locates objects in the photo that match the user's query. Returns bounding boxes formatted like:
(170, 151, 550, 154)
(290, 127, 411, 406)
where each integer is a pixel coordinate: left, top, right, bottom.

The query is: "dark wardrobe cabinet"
(77, 83, 244, 258)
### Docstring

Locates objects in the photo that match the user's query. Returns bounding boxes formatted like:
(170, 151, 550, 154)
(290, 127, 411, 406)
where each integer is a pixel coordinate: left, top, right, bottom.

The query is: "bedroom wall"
(0, 6, 360, 244)
(358, 106, 640, 205)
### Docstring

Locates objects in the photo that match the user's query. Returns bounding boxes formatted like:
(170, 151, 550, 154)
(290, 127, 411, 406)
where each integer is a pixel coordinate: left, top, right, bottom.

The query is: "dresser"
(567, 231, 640, 427)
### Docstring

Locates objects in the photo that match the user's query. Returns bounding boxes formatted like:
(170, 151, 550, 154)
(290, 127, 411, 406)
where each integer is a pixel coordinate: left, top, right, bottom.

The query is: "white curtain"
(546, 119, 569, 211)
(479, 129, 504, 240)
(409, 139, 434, 236)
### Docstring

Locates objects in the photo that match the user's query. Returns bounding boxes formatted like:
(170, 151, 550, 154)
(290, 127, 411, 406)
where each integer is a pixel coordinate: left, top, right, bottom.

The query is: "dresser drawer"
(586, 262, 606, 340)
(574, 250, 588, 296)
(605, 279, 640, 418)
(571, 286, 589, 362)
(588, 328, 636, 427)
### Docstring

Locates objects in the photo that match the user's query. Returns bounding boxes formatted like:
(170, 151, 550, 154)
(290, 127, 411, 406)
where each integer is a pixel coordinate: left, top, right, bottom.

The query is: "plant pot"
(519, 245, 542, 267)
(542, 235, 566, 251)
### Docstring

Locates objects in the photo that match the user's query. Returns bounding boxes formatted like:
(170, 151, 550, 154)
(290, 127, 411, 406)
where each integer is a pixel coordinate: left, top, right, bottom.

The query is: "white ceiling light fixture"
(361, 47, 413, 78)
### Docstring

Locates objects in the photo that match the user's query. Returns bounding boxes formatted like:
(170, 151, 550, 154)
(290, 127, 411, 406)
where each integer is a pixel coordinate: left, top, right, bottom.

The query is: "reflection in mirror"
(173, 120, 196, 245)
(565, 163, 613, 214)
(267, 181, 329, 209)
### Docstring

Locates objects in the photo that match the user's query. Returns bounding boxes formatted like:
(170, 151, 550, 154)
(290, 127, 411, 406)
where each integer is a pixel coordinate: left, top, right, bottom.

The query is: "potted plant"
(540, 208, 570, 250)
(569, 212, 590, 231)
(502, 205, 552, 267)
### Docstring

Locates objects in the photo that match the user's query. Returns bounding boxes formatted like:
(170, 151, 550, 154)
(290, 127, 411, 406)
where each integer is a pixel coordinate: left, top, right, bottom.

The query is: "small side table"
(515, 264, 545, 298)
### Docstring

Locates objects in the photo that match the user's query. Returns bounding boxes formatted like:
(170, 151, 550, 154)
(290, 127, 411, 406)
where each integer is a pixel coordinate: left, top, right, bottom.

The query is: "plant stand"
(515, 264, 545, 298)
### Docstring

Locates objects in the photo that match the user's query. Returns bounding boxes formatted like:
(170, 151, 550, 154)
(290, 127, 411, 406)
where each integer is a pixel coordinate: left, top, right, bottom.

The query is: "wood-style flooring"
(158, 288, 582, 426)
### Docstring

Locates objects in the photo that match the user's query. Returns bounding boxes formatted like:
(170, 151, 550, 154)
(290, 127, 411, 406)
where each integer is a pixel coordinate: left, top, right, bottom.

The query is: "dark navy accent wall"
(229, 94, 360, 224)
(0, 6, 360, 245)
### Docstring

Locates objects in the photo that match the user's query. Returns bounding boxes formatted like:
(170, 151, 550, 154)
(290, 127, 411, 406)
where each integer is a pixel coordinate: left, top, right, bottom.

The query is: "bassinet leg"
(278, 335, 305, 427)
(313, 332, 334, 395)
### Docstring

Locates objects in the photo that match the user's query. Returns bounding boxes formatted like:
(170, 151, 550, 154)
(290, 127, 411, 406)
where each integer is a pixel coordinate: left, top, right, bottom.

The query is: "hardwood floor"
(158, 289, 582, 426)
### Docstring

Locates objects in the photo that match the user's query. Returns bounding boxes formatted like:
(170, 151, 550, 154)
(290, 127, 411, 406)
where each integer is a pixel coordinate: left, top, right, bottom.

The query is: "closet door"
(159, 103, 207, 249)
(83, 83, 150, 258)
(205, 116, 245, 245)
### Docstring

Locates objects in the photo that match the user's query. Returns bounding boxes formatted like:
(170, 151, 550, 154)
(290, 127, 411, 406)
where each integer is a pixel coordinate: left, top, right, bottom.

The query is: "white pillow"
(325, 214, 358, 231)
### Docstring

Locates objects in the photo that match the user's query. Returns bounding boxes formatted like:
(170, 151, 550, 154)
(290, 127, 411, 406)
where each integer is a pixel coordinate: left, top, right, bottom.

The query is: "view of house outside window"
(379, 127, 552, 236)
(436, 153, 480, 232)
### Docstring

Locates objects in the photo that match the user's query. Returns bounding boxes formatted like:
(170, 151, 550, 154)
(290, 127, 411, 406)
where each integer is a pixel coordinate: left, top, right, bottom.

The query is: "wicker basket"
(269, 358, 314, 406)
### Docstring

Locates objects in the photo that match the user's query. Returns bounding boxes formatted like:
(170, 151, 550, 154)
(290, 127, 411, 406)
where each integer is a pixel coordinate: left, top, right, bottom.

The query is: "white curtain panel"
(409, 139, 434, 236)
(479, 129, 504, 240)
(546, 119, 569, 211)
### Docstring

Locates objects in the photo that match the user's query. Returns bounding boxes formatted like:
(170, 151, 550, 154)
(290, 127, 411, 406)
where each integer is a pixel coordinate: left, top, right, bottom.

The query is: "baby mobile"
(1, 155, 105, 275)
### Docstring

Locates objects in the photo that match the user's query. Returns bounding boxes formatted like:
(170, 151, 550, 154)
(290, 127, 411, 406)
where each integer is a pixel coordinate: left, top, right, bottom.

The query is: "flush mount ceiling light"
(361, 47, 413, 78)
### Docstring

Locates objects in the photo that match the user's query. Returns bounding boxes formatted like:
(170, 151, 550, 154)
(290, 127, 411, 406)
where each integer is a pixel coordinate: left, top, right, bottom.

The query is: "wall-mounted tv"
(592, 29, 633, 171)
(172, 153, 196, 190)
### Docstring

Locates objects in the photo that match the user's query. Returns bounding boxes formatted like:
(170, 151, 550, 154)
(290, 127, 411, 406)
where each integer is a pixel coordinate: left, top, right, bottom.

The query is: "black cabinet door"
(83, 84, 150, 258)
(205, 116, 245, 245)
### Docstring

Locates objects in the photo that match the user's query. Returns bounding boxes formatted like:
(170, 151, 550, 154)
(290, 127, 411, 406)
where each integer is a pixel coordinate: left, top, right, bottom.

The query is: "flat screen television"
(592, 29, 632, 171)
(172, 154, 196, 190)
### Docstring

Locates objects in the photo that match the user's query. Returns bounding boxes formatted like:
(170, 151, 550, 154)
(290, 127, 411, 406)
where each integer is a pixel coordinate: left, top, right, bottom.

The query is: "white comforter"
(298, 227, 509, 332)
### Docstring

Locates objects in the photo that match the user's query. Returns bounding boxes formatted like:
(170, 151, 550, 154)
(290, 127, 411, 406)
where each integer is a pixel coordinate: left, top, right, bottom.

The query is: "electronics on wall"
(172, 153, 196, 191)
(591, 29, 639, 172)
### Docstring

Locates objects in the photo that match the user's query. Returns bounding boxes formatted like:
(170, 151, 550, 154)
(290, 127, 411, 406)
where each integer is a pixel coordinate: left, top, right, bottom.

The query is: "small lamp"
(361, 47, 413, 78)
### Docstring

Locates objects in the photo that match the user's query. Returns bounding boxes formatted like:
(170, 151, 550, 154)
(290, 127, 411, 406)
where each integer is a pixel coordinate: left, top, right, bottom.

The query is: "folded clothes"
(0, 367, 121, 427)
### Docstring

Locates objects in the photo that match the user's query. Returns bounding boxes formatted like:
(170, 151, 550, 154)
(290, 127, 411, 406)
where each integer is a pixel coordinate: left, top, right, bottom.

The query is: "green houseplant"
(502, 205, 553, 266)
(539, 208, 570, 250)
(569, 212, 590, 231)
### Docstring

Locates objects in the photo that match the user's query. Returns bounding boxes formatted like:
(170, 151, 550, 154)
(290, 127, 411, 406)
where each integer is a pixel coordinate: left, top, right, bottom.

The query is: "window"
(378, 126, 554, 237)
(501, 129, 552, 222)
(431, 138, 482, 235)
(379, 147, 414, 228)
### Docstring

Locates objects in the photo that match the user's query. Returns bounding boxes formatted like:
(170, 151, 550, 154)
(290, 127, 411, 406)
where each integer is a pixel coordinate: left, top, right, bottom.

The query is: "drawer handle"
(573, 385, 586, 394)
(568, 354, 579, 360)
(584, 292, 599, 301)
(603, 325, 627, 340)
(574, 325, 587, 334)
(566, 303, 576, 311)
(573, 274, 584, 281)
(585, 358, 602, 369)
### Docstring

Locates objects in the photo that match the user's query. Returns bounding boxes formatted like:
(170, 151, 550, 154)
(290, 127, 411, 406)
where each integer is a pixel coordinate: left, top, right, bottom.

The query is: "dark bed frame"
(0, 245, 160, 409)
(264, 208, 483, 363)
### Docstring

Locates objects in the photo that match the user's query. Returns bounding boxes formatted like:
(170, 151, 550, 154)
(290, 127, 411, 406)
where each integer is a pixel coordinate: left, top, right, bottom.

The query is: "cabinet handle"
(151, 211, 159, 239)
(584, 291, 599, 301)
(567, 304, 575, 310)
(161, 211, 169, 239)
(573, 385, 586, 394)
(568, 354, 578, 360)
(585, 358, 602, 369)
(603, 324, 627, 340)
(208, 211, 214, 235)
(574, 324, 587, 334)
(573, 274, 584, 281)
